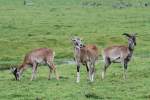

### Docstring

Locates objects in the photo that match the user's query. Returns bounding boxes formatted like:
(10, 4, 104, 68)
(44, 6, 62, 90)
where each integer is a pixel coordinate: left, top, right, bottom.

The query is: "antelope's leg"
(52, 64, 59, 80)
(85, 62, 89, 80)
(87, 62, 91, 81)
(91, 63, 95, 82)
(123, 60, 128, 79)
(102, 57, 111, 79)
(76, 64, 80, 83)
(34, 64, 38, 80)
(47, 62, 59, 80)
(47, 64, 53, 80)
(30, 63, 37, 81)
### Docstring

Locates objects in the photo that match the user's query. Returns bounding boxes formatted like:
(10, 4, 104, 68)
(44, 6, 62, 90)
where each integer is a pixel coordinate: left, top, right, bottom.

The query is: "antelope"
(71, 37, 99, 83)
(10, 48, 59, 81)
(101, 33, 137, 79)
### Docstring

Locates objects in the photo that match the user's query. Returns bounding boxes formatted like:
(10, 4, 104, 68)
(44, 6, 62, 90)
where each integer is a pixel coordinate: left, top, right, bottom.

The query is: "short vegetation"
(0, 0, 150, 100)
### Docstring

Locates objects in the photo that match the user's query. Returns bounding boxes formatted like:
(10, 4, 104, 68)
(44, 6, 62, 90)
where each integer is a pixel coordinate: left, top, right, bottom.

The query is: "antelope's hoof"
(48, 78, 51, 80)
(76, 80, 80, 83)
(56, 78, 60, 80)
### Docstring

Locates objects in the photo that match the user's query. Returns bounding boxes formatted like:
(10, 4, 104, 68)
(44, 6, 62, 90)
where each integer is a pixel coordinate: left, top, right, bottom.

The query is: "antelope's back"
(85, 44, 99, 60)
(24, 48, 54, 63)
(103, 45, 129, 59)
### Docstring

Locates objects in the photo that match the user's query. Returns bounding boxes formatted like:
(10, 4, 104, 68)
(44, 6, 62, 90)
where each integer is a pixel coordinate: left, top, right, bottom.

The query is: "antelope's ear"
(122, 33, 131, 37)
(70, 36, 75, 41)
(133, 33, 137, 36)
(80, 37, 83, 41)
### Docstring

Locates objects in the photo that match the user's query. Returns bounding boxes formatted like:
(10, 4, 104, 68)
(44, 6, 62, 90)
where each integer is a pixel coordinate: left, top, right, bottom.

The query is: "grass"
(1, 59, 150, 100)
(0, 0, 150, 99)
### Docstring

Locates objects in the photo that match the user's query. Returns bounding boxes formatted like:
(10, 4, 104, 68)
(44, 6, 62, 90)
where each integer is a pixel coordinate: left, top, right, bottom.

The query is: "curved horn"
(10, 66, 15, 73)
(122, 33, 131, 37)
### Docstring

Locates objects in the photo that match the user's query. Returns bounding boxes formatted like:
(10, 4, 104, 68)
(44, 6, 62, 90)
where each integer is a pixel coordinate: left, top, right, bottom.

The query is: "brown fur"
(102, 33, 136, 79)
(104, 45, 130, 61)
(14, 48, 59, 80)
(74, 44, 99, 82)
(79, 45, 99, 65)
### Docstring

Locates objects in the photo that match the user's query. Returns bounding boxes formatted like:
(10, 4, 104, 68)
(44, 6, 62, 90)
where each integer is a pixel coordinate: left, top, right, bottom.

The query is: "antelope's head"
(123, 33, 137, 50)
(10, 67, 20, 80)
(71, 37, 85, 49)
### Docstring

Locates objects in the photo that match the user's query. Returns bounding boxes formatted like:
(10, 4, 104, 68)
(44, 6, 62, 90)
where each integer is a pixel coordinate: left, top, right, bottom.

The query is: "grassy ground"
(1, 59, 150, 100)
(0, 0, 150, 100)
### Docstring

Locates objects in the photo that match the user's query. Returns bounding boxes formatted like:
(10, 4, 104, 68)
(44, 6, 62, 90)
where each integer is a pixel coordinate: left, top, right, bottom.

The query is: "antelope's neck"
(18, 64, 25, 73)
(75, 46, 81, 52)
(127, 48, 134, 61)
(74, 46, 81, 58)
(128, 42, 135, 51)
(129, 46, 133, 51)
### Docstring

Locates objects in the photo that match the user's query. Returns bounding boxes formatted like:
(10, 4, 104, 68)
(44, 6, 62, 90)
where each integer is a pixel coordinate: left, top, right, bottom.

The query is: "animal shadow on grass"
(141, 94, 150, 99)
(85, 92, 104, 99)
(59, 76, 69, 80)
(35, 97, 43, 100)
(85, 92, 113, 99)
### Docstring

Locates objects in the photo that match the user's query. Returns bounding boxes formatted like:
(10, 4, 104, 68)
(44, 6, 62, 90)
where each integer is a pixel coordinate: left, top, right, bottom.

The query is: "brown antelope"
(71, 37, 99, 83)
(101, 33, 137, 79)
(10, 48, 59, 81)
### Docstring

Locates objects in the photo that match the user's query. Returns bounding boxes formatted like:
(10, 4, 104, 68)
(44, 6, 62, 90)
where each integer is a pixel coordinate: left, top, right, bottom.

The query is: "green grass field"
(0, 0, 150, 99)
